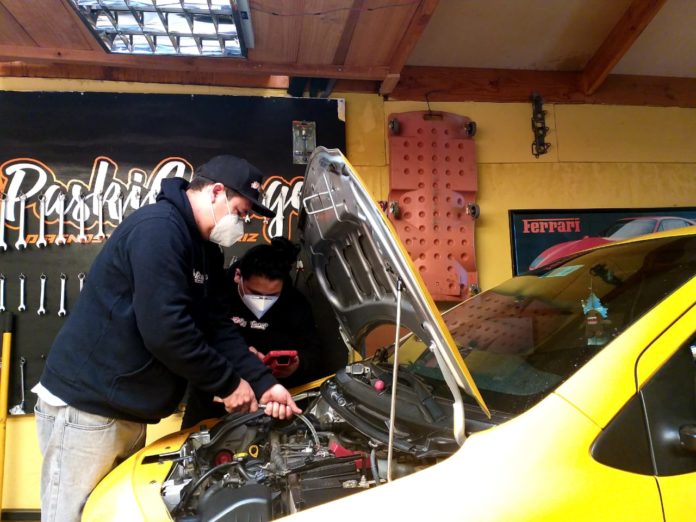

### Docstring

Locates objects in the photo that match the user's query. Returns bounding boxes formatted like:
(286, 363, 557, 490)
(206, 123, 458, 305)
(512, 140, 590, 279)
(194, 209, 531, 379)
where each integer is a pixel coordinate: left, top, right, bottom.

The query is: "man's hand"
(259, 384, 302, 420)
(215, 378, 258, 413)
(248, 345, 266, 363)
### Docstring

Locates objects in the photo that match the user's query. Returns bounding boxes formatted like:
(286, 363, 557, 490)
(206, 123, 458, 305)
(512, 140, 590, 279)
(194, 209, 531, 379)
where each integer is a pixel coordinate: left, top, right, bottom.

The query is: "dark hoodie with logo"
(39, 178, 277, 423)
(181, 272, 322, 429)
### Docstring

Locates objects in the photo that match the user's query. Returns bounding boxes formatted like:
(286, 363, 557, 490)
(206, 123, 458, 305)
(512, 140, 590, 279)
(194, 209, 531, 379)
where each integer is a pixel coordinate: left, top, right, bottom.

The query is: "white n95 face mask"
(209, 197, 244, 247)
(242, 293, 279, 319)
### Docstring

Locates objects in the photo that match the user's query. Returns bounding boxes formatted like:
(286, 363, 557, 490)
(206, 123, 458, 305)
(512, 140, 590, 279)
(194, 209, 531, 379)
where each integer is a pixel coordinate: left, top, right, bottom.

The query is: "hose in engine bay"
(293, 412, 320, 450)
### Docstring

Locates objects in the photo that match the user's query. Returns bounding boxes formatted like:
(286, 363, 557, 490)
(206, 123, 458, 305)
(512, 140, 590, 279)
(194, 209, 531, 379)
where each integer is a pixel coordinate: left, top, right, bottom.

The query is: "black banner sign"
(0, 91, 346, 411)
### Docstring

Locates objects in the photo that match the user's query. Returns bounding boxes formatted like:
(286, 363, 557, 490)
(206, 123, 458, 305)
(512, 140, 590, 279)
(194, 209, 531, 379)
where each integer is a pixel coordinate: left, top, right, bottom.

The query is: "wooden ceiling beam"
(0, 60, 381, 92)
(0, 61, 290, 89)
(379, 73, 400, 95)
(333, 0, 364, 65)
(379, 0, 439, 95)
(3, 61, 694, 108)
(391, 66, 583, 103)
(389, 66, 696, 108)
(385, 0, 439, 74)
(0, 44, 389, 80)
(581, 0, 668, 96)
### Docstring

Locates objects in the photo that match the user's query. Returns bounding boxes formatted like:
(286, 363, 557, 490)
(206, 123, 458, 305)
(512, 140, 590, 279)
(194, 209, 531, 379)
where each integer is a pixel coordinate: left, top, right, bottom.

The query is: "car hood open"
(298, 148, 489, 423)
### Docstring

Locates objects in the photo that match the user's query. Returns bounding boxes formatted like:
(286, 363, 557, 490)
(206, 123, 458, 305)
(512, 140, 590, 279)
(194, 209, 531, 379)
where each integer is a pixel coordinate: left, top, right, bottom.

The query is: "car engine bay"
(159, 362, 461, 521)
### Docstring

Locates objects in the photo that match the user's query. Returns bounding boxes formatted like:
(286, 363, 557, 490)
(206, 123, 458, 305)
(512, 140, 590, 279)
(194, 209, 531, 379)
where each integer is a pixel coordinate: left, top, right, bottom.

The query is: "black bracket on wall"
(530, 93, 551, 158)
(287, 77, 336, 98)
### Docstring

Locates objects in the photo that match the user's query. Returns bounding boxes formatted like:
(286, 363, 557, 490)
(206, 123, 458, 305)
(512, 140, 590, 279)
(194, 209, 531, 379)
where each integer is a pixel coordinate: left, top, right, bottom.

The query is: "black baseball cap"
(195, 155, 274, 218)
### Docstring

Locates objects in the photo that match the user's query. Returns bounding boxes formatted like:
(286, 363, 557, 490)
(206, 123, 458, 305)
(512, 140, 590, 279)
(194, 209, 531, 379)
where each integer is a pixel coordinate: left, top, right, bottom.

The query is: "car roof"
(590, 224, 696, 250)
(531, 221, 696, 273)
(618, 216, 694, 222)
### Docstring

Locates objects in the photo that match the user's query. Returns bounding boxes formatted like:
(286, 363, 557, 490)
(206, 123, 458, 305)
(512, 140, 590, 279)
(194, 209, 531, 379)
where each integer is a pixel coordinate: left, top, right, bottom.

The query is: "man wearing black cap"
(33, 155, 300, 522)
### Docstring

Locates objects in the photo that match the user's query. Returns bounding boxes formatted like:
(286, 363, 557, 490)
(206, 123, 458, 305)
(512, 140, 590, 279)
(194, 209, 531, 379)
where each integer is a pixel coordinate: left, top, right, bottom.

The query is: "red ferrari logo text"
(522, 218, 580, 234)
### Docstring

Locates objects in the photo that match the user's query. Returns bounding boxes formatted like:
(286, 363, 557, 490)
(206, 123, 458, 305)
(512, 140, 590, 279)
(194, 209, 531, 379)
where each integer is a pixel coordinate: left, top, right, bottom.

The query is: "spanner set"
(1, 188, 110, 416)
(0, 190, 115, 249)
(0, 271, 86, 317)
(0, 268, 88, 416)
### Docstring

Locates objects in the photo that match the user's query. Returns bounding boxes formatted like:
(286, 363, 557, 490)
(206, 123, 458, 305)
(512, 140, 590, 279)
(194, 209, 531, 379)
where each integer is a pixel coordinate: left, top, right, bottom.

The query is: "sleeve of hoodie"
(127, 216, 243, 399)
(202, 246, 278, 397)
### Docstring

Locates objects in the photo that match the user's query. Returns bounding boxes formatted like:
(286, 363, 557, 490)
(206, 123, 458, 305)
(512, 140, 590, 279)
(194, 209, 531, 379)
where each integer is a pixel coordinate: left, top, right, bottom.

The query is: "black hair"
(237, 237, 301, 281)
(188, 174, 239, 199)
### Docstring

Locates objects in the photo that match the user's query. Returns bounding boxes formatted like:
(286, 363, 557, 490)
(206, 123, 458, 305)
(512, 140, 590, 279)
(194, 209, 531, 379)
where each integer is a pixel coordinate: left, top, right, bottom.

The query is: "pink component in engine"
(374, 379, 385, 392)
(329, 440, 355, 458)
(329, 440, 368, 469)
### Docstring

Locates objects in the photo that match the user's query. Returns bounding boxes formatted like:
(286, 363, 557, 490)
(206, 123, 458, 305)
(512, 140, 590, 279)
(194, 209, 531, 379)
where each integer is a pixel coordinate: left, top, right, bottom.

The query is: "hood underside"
(298, 148, 489, 417)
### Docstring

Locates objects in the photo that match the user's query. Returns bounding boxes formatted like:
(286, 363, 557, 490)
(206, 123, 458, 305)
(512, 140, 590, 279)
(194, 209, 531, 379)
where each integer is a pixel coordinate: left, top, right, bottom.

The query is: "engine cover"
(199, 483, 272, 522)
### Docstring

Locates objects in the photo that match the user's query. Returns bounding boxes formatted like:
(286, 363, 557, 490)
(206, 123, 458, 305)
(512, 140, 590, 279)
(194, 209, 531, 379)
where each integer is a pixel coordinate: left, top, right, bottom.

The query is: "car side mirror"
(679, 424, 696, 452)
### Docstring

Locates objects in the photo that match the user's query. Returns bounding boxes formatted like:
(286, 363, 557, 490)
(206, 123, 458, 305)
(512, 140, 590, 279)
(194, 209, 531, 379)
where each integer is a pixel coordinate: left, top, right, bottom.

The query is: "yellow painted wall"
(1, 77, 695, 510)
(384, 101, 696, 288)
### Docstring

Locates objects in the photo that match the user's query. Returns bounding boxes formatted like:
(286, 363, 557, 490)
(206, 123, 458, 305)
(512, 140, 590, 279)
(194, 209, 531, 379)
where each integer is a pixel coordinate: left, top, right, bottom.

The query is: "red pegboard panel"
(387, 111, 478, 301)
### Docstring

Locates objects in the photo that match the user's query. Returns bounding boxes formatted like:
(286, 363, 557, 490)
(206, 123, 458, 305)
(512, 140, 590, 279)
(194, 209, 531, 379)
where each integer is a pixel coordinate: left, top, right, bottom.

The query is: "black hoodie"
(39, 178, 277, 423)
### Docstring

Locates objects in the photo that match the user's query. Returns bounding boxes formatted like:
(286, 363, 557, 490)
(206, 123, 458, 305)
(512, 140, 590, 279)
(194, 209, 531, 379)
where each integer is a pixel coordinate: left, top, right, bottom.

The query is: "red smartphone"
(262, 350, 299, 367)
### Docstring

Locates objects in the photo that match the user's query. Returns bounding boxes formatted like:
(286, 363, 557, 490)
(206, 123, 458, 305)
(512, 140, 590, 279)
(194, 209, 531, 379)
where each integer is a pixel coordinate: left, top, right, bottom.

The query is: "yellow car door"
(635, 305, 696, 522)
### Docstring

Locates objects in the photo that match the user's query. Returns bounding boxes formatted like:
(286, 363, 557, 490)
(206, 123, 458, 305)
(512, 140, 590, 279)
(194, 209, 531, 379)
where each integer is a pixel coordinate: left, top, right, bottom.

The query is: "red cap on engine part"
(214, 450, 234, 466)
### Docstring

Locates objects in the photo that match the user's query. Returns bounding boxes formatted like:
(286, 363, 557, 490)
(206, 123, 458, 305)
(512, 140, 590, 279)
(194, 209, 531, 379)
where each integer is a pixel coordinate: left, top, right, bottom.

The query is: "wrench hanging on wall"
(58, 273, 67, 317)
(78, 272, 85, 292)
(0, 194, 7, 251)
(37, 274, 47, 316)
(117, 192, 124, 224)
(55, 192, 66, 246)
(14, 193, 27, 250)
(0, 274, 5, 313)
(36, 194, 47, 248)
(17, 274, 26, 312)
(77, 195, 87, 243)
(95, 192, 106, 241)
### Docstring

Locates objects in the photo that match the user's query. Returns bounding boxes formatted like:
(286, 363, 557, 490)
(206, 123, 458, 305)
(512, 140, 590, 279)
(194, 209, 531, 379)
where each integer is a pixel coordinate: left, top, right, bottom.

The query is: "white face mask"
(239, 278, 279, 319)
(242, 294, 279, 319)
(209, 196, 244, 247)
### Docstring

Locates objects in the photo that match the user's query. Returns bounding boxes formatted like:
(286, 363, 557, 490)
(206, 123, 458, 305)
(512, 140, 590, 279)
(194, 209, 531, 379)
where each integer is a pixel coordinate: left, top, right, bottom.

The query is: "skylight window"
(69, 0, 247, 57)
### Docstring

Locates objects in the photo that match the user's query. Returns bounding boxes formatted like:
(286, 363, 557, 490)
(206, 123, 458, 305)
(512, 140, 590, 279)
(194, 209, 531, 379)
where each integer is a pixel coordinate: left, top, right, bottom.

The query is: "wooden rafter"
(4, 61, 695, 108)
(0, 62, 290, 89)
(581, 0, 668, 95)
(389, 66, 696, 108)
(391, 66, 583, 103)
(0, 44, 389, 80)
(379, 0, 439, 95)
(0, 61, 382, 93)
(333, 0, 364, 65)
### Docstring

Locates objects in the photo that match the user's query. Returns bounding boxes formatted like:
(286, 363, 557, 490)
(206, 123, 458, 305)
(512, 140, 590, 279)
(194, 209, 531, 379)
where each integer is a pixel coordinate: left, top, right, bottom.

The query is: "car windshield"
(391, 235, 696, 416)
(604, 219, 656, 239)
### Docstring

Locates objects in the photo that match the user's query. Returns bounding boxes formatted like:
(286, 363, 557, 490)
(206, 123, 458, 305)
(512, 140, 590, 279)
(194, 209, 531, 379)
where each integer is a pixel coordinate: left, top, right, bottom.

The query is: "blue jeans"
(34, 398, 146, 522)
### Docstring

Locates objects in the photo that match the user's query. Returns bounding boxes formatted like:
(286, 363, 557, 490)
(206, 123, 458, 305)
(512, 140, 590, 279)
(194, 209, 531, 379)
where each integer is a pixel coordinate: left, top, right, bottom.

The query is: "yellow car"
(84, 149, 696, 521)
